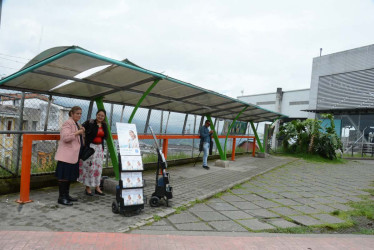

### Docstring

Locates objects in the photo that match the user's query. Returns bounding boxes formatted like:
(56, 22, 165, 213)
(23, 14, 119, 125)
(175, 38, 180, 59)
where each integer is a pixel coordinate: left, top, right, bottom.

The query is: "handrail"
(17, 133, 256, 203)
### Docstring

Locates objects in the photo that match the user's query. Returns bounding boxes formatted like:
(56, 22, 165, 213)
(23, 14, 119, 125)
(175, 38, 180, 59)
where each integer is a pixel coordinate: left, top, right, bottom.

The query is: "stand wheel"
(150, 196, 160, 207)
(135, 208, 142, 215)
(112, 201, 119, 214)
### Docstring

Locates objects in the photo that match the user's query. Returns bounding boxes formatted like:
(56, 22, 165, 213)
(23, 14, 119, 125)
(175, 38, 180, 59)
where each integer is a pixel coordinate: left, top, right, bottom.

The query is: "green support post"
(95, 97, 120, 180)
(223, 106, 248, 157)
(250, 121, 264, 153)
(128, 79, 160, 123)
(206, 115, 225, 160)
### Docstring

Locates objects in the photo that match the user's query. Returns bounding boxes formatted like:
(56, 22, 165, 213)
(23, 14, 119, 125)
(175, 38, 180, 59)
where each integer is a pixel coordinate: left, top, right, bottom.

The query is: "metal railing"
(17, 133, 256, 203)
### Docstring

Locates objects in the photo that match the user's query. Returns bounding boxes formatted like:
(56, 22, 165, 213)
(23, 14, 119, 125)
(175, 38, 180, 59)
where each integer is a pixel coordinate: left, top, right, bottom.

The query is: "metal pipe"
(159, 111, 163, 147)
(128, 79, 160, 123)
(87, 100, 94, 120)
(144, 109, 152, 134)
(14, 92, 25, 175)
(43, 95, 52, 131)
(106, 103, 114, 168)
(120, 105, 125, 122)
(192, 114, 196, 157)
(182, 114, 188, 135)
(164, 111, 171, 134)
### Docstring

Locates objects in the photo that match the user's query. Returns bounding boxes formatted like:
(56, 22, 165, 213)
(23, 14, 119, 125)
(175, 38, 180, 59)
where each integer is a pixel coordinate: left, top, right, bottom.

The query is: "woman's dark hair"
(96, 109, 106, 117)
(69, 106, 82, 117)
(96, 109, 107, 124)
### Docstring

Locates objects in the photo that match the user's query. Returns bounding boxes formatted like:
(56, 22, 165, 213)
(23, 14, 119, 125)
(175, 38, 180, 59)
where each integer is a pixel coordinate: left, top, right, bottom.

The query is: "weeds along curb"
(125, 157, 300, 233)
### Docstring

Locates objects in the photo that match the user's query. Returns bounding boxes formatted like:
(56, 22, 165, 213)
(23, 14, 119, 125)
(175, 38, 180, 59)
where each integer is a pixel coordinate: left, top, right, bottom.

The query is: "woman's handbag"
(80, 146, 95, 161)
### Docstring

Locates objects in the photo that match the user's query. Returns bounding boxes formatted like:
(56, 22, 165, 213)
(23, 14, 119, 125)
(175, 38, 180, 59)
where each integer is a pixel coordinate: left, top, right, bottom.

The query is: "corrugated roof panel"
(87, 64, 152, 87)
(53, 81, 113, 97)
(0, 46, 288, 123)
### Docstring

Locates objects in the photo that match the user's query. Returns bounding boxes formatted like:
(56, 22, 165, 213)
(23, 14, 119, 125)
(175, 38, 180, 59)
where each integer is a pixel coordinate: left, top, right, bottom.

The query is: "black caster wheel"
(150, 196, 160, 207)
(135, 208, 142, 215)
(112, 201, 119, 214)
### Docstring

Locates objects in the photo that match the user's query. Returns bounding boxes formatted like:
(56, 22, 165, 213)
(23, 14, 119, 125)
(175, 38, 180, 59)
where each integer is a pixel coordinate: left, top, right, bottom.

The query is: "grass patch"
(174, 205, 188, 214)
(270, 226, 313, 234)
(153, 215, 162, 222)
(189, 199, 204, 206)
(348, 201, 374, 220)
(212, 192, 224, 198)
(362, 189, 374, 196)
(142, 152, 191, 163)
(355, 228, 374, 235)
(231, 183, 246, 190)
(272, 151, 347, 164)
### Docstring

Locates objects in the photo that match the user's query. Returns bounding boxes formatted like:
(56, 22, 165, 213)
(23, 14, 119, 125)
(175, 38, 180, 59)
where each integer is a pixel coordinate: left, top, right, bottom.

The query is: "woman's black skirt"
(55, 161, 79, 181)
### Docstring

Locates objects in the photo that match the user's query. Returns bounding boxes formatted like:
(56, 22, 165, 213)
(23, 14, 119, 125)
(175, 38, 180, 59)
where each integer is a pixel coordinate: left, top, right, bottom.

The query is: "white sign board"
(116, 123, 141, 156)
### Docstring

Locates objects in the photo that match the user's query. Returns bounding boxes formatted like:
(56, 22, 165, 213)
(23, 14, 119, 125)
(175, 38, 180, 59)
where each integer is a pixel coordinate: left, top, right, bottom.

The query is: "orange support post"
(231, 138, 236, 161)
(17, 135, 33, 203)
(252, 138, 256, 157)
(17, 134, 60, 203)
(162, 138, 168, 159)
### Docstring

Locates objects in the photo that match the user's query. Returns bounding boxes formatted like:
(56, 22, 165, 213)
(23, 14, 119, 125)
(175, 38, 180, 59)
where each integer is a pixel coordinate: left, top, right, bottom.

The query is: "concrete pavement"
(0, 155, 293, 232)
(134, 159, 374, 233)
(1, 156, 374, 249)
(1, 231, 374, 249)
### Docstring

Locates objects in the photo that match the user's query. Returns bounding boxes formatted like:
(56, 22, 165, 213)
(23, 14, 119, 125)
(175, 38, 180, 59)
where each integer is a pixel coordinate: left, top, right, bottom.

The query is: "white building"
(238, 88, 310, 120)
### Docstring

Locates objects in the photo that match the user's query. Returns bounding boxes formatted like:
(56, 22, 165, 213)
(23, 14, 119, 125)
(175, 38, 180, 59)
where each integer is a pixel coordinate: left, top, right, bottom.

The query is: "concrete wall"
(308, 44, 374, 118)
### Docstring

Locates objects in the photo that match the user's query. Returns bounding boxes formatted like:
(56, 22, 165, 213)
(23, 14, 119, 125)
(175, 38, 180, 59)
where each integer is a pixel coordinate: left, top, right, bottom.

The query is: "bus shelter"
(0, 46, 287, 181)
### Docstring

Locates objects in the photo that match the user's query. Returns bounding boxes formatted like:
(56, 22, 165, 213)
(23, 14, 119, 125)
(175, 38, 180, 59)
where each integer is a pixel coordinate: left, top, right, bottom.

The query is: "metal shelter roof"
(0, 46, 287, 123)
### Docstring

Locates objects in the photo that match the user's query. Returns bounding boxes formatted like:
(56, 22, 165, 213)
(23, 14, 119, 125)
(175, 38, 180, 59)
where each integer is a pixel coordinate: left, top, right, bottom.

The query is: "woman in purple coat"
(55, 106, 85, 206)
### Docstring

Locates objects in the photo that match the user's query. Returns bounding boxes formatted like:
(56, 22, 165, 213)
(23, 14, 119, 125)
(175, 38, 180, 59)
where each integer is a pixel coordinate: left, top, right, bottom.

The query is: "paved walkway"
(1, 231, 374, 249)
(0, 155, 293, 232)
(134, 159, 374, 233)
(1, 156, 374, 249)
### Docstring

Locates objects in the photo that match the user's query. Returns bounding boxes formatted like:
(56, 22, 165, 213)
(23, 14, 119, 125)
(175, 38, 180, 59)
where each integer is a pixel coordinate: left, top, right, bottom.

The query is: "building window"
(256, 101, 275, 105)
(7, 120, 12, 137)
(32, 121, 37, 131)
(22, 120, 28, 130)
(289, 101, 309, 105)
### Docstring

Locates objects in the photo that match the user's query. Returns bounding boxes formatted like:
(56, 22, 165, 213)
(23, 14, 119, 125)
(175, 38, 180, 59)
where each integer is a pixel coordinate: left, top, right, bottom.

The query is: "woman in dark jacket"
(78, 109, 108, 196)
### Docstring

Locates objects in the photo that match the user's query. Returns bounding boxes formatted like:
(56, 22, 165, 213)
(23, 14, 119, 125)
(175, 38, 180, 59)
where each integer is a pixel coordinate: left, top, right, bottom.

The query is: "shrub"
(277, 114, 342, 160)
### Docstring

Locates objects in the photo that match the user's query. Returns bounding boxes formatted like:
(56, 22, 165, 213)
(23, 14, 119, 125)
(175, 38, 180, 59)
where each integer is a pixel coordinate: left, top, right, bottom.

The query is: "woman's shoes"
(85, 190, 93, 196)
(95, 189, 105, 196)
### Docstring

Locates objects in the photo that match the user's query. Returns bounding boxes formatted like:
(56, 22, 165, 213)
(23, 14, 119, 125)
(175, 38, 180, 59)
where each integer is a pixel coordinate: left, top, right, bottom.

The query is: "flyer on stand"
(120, 155, 143, 171)
(122, 189, 144, 205)
(116, 123, 141, 156)
(121, 172, 143, 188)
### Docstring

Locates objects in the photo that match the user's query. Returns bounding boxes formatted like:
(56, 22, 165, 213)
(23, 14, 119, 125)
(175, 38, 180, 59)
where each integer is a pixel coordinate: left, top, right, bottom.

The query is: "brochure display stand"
(112, 123, 145, 216)
(148, 126, 173, 207)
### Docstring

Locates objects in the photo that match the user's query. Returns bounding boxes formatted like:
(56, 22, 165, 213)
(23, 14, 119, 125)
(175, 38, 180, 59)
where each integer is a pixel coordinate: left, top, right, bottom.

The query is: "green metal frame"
(205, 115, 225, 160)
(250, 121, 264, 153)
(223, 106, 248, 158)
(95, 97, 120, 180)
(128, 79, 160, 123)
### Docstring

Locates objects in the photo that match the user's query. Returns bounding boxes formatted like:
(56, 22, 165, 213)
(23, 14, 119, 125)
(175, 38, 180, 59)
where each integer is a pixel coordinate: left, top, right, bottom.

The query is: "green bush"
(277, 114, 342, 160)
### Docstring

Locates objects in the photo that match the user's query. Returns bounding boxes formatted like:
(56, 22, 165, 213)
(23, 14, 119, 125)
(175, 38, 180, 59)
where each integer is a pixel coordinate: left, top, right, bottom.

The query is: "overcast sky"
(1, 0, 374, 98)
